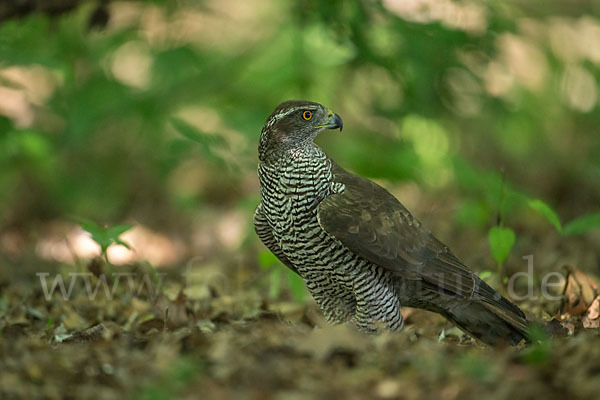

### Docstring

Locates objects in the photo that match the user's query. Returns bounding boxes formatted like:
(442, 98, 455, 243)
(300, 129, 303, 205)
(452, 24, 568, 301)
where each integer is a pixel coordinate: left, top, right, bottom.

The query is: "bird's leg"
(305, 275, 356, 324)
(352, 266, 404, 333)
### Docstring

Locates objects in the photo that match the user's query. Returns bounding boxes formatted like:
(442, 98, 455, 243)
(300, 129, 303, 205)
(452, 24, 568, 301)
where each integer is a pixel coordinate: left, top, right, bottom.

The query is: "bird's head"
(258, 100, 343, 162)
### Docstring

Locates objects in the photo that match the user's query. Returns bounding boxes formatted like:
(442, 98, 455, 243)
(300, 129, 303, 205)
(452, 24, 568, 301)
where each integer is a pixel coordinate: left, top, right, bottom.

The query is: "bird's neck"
(259, 141, 324, 166)
(258, 142, 333, 211)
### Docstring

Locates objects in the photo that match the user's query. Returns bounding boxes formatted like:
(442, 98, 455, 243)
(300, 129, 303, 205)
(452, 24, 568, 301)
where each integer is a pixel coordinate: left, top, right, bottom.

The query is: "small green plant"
(522, 324, 553, 366)
(458, 352, 495, 383)
(527, 198, 600, 236)
(488, 226, 515, 284)
(77, 218, 133, 265)
(478, 270, 493, 281)
(138, 357, 205, 400)
(564, 212, 600, 235)
(527, 199, 562, 233)
(488, 174, 515, 286)
(258, 250, 306, 303)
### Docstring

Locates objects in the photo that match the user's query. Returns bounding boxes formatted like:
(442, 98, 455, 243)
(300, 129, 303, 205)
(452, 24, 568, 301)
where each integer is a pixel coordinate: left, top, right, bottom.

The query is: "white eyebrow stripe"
(263, 105, 318, 130)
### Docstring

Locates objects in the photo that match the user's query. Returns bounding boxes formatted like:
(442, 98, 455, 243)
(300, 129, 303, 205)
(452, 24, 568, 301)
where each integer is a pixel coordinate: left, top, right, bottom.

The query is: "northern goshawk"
(254, 100, 528, 345)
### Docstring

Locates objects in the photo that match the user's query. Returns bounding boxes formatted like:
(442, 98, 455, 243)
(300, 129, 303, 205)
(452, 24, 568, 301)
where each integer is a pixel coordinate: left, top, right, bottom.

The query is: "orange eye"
(302, 110, 313, 120)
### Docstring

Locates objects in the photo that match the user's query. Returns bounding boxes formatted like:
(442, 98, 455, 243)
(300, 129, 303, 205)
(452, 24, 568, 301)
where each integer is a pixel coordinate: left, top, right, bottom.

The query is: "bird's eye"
(302, 110, 313, 121)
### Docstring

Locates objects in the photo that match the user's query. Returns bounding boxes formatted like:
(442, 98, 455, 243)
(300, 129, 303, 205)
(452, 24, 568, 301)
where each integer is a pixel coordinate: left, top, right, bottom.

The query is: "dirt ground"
(1, 241, 599, 400)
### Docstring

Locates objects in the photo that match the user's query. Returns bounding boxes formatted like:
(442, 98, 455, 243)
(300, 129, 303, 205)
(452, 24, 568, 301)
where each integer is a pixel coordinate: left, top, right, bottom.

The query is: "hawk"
(254, 100, 528, 345)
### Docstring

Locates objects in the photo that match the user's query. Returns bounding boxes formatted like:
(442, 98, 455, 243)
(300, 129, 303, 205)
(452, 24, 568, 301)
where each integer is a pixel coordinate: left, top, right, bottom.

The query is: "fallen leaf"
(153, 291, 189, 330)
(560, 266, 599, 317)
(582, 296, 600, 329)
(586, 296, 600, 320)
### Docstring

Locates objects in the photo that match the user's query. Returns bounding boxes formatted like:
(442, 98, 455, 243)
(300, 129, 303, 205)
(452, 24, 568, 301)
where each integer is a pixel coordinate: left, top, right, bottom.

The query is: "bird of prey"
(254, 100, 529, 345)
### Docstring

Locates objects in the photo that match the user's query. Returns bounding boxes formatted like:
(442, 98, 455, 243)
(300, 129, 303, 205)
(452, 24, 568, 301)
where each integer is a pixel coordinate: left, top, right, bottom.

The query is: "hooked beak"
(325, 110, 343, 132)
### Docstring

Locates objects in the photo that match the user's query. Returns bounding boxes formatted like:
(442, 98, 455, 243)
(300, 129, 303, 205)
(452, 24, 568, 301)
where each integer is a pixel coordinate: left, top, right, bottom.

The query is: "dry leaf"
(560, 266, 599, 317)
(153, 291, 189, 330)
(582, 296, 600, 329)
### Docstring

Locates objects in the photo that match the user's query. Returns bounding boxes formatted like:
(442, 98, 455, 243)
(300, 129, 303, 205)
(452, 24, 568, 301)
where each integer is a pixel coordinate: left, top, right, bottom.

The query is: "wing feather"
(317, 163, 476, 299)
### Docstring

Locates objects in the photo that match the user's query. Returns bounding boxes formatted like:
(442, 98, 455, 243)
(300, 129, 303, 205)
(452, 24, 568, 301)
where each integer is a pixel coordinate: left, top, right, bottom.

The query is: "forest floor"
(1, 227, 599, 400)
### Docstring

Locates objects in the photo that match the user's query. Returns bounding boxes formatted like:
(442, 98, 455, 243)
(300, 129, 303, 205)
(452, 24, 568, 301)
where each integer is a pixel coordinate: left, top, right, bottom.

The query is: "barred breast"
(258, 144, 404, 331)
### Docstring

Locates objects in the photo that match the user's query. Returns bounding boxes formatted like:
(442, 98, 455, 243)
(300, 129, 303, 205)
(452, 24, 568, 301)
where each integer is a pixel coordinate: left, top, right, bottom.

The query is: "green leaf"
(106, 224, 133, 238)
(527, 199, 562, 233)
(286, 270, 306, 304)
(77, 218, 133, 256)
(115, 239, 132, 250)
(268, 268, 282, 299)
(77, 218, 103, 236)
(478, 270, 493, 281)
(564, 212, 600, 236)
(488, 226, 515, 265)
(258, 251, 278, 269)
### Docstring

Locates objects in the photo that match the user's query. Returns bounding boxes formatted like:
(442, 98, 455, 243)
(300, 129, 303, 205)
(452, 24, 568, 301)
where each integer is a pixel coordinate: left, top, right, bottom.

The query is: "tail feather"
(473, 277, 526, 320)
(424, 276, 529, 345)
(443, 300, 529, 345)
(443, 278, 529, 345)
(401, 275, 530, 345)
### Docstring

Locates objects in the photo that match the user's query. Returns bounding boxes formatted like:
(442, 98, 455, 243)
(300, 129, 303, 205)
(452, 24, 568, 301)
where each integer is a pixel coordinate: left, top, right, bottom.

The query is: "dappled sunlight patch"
(548, 17, 600, 64)
(109, 0, 279, 51)
(0, 64, 61, 128)
(560, 65, 598, 113)
(108, 40, 153, 89)
(0, 65, 60, 106)
(0, 86, 34, 127)
(497, 34, 548, 93)
(383, 0, 487, 34)
(34, 222, 184, 266)
(215, 210, 248, 250)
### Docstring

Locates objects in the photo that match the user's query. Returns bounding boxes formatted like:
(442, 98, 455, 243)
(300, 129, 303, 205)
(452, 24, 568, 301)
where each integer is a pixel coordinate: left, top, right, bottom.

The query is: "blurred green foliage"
(259, 250, 307, 302)
(0, 0, 599, 284)
(138, 356, 206, 400)
(523, 324, 553, 366)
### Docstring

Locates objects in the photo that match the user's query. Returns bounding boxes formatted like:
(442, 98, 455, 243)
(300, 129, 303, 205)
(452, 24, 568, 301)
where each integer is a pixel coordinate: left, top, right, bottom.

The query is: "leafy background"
(0, 0, 599, 399)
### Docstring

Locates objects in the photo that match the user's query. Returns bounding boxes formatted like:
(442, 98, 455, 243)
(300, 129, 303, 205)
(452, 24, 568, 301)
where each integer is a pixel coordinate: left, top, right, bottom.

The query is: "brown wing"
(317, 163, 476, 299)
